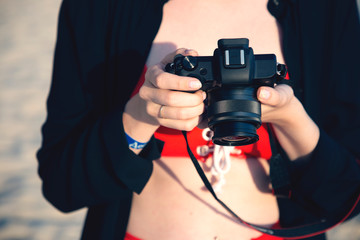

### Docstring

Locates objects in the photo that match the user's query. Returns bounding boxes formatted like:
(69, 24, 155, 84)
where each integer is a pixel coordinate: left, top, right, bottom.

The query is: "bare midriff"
(127, 0, 284, 239)
(127, 156, 278, 240)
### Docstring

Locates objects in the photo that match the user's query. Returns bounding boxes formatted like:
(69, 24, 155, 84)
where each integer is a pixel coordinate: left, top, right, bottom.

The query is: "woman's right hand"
(138, 48, 206, 130)
(122, 49, 206, 152)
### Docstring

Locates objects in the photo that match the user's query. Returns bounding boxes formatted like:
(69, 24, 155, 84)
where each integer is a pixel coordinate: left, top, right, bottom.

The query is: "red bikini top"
(131, 66, 272, 161)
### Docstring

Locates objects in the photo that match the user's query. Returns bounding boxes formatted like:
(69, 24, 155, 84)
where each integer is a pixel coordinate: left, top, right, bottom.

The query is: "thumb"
(257, 85, 293, 107)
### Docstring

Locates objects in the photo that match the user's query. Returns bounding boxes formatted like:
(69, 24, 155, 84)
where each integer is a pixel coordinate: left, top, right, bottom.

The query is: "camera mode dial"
(181, 56, 198, 71)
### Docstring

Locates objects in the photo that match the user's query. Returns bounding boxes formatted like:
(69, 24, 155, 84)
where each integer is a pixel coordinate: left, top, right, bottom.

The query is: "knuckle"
(175, 78, 183, 90)
(279, 85, 293, 102)
(175, 48, 187, 55)
(198, 93, 205, 103)
(176, 108, 188, 120)
(189, 50, 199, 56)
(183, 120, 196, 131)
(145, 104, 154, 117)
(145, 66, 156, 80)
(144, 68, 151, 80)
(197, 103, 205, 114)
(138, 86, 146, 99)
(287, 85, 294, 96)
(146, 65, 165, 88)
(154, 74, 164, 88)
(164, 91, 177, 106)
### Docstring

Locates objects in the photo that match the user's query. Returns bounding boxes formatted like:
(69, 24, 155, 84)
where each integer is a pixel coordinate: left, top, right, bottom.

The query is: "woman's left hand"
(257, 84, 295, 126)
(256, 84, 320, 160)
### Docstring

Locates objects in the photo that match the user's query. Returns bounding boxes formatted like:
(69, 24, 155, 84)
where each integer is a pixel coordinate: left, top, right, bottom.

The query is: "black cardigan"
(37, 0, 360, 239)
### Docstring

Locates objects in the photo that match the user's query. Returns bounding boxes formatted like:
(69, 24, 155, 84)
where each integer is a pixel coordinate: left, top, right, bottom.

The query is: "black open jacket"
(37, 0, 360, 239)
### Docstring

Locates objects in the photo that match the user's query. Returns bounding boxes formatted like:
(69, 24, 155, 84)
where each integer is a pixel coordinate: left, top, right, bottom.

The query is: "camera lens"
(224, 136, 246, 141)
(211, 121, 259, 146)
(207, 87, 261, 146)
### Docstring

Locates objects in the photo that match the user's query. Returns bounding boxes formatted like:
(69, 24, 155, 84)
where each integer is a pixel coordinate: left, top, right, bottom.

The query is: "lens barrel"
(207, 87, 261, 146)
(212, 121, 259, 146)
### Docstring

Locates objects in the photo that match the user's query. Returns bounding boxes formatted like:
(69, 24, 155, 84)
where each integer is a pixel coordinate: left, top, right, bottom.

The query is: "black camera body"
(166, 38, 287, 146)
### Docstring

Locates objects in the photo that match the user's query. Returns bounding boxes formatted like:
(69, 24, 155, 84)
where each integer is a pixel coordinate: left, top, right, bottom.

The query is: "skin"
(122, 0, 320, 239)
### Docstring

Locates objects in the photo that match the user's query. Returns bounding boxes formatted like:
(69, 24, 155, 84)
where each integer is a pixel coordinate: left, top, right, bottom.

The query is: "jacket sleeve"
(36, 0, 162, 213)
(285, 0, 360, 218)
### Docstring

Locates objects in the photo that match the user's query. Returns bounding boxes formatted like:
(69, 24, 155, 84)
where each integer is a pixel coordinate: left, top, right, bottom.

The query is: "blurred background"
(0, 1, 85, 239)
(0, 0, 360, 239)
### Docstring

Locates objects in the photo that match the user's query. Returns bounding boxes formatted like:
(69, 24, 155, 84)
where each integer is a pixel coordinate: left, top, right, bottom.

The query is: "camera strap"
(181, 130, 360, 239)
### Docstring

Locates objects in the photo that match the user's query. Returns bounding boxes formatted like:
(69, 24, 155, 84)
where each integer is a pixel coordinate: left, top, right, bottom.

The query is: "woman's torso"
(127, 0, 285, 239)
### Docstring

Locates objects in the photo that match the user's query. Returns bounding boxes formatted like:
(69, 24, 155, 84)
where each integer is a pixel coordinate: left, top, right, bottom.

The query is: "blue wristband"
(125, 132, 149, 149)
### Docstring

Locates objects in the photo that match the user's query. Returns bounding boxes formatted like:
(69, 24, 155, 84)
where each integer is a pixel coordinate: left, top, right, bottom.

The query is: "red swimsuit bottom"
(125, 223, 282, 240)
(125, 66, 283, 240)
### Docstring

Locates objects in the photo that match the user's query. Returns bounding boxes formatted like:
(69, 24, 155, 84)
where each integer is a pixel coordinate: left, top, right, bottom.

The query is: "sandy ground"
(0, 1, 85, 239)
(0, 0, 360, 240)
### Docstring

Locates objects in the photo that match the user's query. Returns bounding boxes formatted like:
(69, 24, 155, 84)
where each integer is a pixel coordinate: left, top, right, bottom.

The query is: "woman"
(37, 0, 360, 239)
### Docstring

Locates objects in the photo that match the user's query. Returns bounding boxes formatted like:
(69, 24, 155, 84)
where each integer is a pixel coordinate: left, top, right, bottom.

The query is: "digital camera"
(166, 38, 287, 146)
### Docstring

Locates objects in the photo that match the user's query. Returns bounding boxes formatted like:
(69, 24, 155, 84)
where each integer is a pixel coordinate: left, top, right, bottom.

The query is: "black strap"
(182, 130, 360, 239)
(267, 123, 292, 198)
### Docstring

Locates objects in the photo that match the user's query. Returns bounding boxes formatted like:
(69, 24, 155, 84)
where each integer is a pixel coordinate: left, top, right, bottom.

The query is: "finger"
(158, 116, 202, 132)
(146, 68, 203, 91)
(145, 48, 202, 91)
(157, 103, 205, 120)
(144, 48, 200, 91)
(140, 87, 205, 107)
(161, 48, 199, 66)
(257, 84, 293, 107)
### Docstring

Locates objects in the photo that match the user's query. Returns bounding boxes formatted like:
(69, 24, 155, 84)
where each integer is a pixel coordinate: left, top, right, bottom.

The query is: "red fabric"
(252, 234, 284, 240)
(251, 221, 283, 240)
(124, 231, 284, 240)
(155, 124, 272, 161)
(124, 232, 142, 240)
(124, 222, 285, 240)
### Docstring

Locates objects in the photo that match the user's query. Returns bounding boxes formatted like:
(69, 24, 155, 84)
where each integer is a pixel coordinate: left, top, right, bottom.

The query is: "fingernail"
(189, 80, 202, 89)
(202, 92, 207, 100)
(259, 89, 270, 100)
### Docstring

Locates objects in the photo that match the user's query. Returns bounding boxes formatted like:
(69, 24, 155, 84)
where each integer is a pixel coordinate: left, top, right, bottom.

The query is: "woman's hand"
(138, 48, 206, 131)
(257, 84, 320, 160)
(257, 84, 295, 125)
(122, 49, 206, 153)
